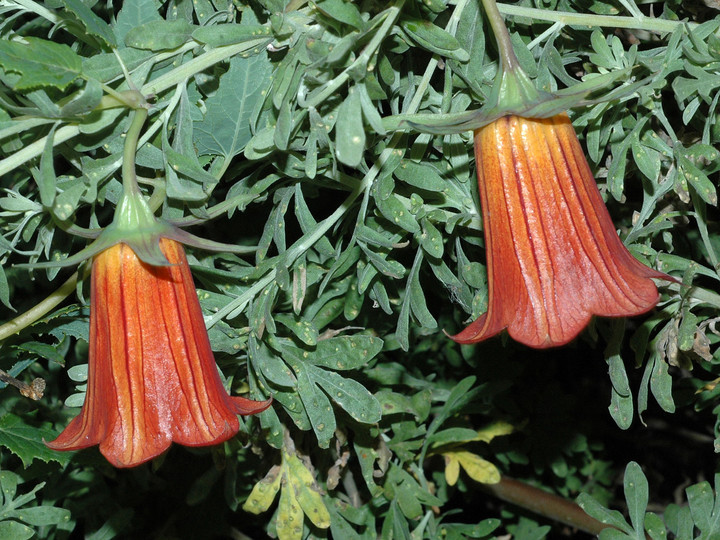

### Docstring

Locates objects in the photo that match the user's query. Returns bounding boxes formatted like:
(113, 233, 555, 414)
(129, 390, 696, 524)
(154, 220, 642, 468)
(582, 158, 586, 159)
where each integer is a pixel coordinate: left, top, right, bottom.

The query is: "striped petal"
(47, 238, 271, 467)
(450, 114, 668, 349)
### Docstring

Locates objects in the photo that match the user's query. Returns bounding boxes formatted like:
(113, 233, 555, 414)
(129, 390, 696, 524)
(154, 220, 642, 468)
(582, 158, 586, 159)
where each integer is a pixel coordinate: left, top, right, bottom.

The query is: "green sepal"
(385, 68, 646, 135)
(19, 190, 258, 269)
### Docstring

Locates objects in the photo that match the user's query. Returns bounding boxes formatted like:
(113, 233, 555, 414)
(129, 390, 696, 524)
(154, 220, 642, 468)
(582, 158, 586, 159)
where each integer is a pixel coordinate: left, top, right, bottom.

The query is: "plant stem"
(495, 2, 696, 33)
(0, 270, 81, 341)
(8, 0, 59, 23)
(480, 0, 520, 72)
(482, 476, 614, 535)
(121, 104, 148, 195)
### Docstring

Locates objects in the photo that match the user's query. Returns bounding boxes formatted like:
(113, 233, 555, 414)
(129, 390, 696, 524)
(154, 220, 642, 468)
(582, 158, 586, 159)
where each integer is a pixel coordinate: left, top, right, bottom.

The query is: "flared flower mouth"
(46, 238, 271, 467)
(448, 114, 670, 349)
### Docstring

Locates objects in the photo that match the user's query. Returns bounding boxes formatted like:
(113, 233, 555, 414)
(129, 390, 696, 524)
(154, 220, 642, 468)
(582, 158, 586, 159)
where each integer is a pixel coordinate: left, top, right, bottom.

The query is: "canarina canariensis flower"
(448, 113, 668, 348)
(46, 238, 271, 467)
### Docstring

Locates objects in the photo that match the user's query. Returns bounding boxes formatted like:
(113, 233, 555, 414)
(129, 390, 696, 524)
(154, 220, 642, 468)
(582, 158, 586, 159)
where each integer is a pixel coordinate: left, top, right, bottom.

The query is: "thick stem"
(482, 476, 614, 535)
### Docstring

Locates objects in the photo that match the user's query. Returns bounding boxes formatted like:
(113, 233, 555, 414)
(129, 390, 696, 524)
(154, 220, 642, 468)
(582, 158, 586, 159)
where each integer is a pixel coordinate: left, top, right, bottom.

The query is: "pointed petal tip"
(232, 396, 273, 416)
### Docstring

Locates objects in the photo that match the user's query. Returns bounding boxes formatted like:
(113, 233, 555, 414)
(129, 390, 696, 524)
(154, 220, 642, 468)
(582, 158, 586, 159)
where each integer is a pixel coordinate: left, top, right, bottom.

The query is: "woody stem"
(482, 476, 614, 535)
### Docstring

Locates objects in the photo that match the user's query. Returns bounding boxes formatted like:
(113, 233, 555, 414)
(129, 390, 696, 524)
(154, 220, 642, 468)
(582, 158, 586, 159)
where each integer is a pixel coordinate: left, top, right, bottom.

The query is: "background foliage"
(1, 0, 720, 538)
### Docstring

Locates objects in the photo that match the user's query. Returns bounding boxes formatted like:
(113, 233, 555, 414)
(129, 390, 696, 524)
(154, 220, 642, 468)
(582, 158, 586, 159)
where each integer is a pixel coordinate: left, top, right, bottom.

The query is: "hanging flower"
(400, 0, 671, 348)
(448, 113, 667, 348)
(34, 93, 271, 467)
(46, 238, 271, 467)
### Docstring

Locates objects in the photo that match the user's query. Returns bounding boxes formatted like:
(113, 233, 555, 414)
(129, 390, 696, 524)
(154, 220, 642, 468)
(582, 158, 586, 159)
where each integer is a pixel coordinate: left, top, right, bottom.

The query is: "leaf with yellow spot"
(443, 450, 500, 486)
(277, 476, 304, 540)
(242, 465, 282, 514)
(243, 452, 330, 540)
(286, 452, 331, 529)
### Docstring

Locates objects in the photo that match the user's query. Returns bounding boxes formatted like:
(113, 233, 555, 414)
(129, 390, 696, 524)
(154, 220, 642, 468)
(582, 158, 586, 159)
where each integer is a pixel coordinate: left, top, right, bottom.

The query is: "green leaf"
(0, 37, 82, 90)
(407, 251, 436, 329)
(114, 0, 163, 46)
(195, 53, 273, 159)
(374, 192, 420, 234)
(314, 0, 365, 30)
(649, 354, 675, 413)
(192, 24, 271, 47)
(295, 363, 336, 448)
(0, 414, 72, 467)
(15, 341, 66, 365)
(81, 48, 152, 82)
(0, 264, 12, 310)
(52, 182, 86, 221)
(307, 335, 383, 371)
(394, 160, 447, 193)
(14, 506, 72, 527)
(275, 313, 319, 346)
(687, 475, 720, 539)
(308, 364, 382, 424)
(605, 324, 634, 430)
(335, 88, 366, 167)
(62, 0, 117, 47)
(0, 521, 34, 540)
(623, 462, 649, 534)
(125, 19, 194, 51)
(59, 78, 103, 117)
(418, 218, 443, 259)
(37, 124, 58, 207)
(577, 493, 633, 534)
(448, 0, 485, 93)
(401, 19, 470, 62)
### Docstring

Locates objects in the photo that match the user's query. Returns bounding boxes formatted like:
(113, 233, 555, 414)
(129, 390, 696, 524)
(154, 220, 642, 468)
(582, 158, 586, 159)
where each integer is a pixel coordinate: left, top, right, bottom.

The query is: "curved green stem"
(121, 103, 149, 195)
(480, 0, 520, 72)
(0, 269, 83, 341)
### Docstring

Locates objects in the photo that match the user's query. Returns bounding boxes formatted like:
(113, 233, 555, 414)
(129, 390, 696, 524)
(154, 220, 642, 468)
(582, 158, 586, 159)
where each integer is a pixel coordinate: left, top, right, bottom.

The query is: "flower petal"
(450, 114, 668, 348)
(48, 239, 271, 467)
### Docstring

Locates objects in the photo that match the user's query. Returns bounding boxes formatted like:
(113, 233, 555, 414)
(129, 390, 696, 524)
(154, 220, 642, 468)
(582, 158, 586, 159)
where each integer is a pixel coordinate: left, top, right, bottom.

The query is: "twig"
(0, 369, 45, 400)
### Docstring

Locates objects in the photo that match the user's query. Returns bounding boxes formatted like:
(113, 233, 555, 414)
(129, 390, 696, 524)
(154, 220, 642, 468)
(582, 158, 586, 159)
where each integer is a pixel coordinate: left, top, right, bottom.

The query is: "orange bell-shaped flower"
(47, 238, 271, 467)
(449, 113, 668, 348)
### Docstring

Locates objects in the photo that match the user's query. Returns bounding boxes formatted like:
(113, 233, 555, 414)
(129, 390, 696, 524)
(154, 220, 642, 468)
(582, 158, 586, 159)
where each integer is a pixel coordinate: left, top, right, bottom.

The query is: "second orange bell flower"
(47, 238, 271, 467)
(449, 113, 668, 348)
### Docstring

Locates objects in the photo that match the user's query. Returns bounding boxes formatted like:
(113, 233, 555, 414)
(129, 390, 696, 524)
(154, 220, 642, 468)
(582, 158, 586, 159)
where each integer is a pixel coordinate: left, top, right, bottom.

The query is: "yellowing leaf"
(243, 451, 330, 540)
(443, 450, 500, 486)
(277, 477, 303, 540)
(474, 421, 515, 443)
(444, 454, 460, 486)
(242, 465, 282, 515)
(286, 452, 331, 529)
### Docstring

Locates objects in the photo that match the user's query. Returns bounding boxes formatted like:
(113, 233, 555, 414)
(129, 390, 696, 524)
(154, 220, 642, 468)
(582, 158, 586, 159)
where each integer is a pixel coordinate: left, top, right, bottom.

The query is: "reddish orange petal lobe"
(47, 238, 271, 467)
(450, 114, 669, 349)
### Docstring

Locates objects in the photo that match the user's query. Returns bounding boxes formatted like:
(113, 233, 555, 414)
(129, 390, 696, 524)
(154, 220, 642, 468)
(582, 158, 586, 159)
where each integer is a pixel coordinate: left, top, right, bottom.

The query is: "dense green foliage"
(1, 0, 720, 538)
